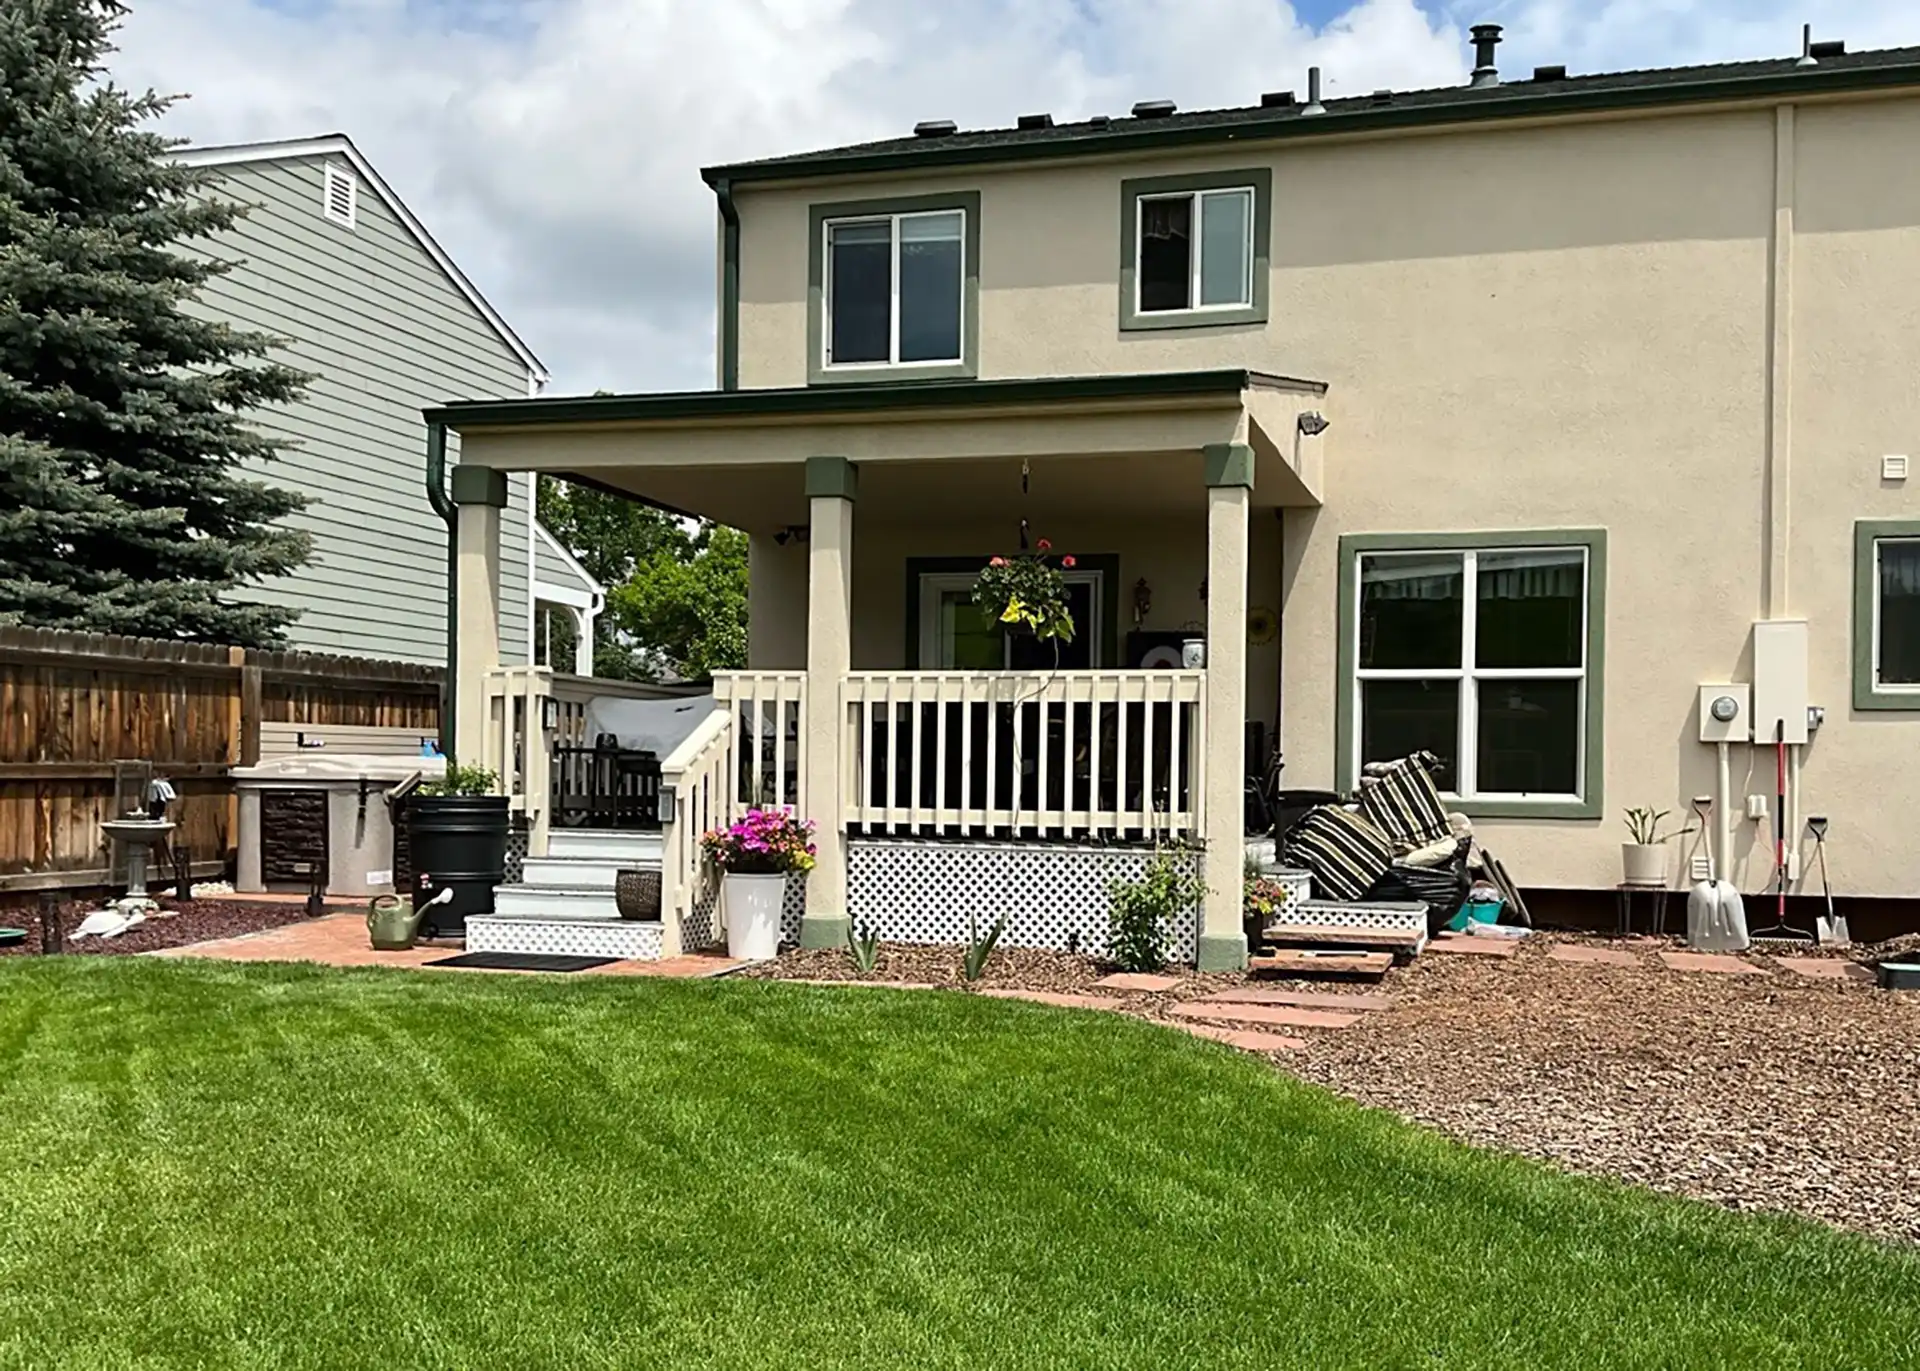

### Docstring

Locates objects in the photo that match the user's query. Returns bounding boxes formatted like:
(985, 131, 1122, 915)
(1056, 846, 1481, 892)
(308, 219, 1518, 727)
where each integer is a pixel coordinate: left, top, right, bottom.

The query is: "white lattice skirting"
(847, 840, 1200, 960)
(466, 916, 666, 961)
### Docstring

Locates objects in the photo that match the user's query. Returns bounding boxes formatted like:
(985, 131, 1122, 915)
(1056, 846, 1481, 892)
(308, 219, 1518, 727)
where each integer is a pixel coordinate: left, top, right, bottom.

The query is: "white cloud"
(108, 0, 1920, 394)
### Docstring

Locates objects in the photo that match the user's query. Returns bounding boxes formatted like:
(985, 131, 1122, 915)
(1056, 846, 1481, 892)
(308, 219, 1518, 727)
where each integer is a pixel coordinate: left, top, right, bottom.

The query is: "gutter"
(425, 421, 457, 754)
(714, 177, 741, 392)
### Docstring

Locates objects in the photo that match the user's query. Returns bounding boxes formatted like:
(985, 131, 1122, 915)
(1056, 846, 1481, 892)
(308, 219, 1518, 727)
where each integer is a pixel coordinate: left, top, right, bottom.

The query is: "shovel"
(1809, 817, 1849, 946)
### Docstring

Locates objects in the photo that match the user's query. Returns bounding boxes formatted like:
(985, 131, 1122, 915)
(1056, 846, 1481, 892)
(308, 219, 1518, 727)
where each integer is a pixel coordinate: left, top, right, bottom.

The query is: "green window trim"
(1335, 529, 1607, 821)
(1119, 168, 1272, 333)
(807, 191, 981, 387)
(1853, 518, 1920, 711)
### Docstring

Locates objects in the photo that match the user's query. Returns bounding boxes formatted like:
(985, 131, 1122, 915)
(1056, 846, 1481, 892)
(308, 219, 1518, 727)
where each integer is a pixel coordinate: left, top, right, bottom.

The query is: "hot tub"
(232, 751, 446, 898)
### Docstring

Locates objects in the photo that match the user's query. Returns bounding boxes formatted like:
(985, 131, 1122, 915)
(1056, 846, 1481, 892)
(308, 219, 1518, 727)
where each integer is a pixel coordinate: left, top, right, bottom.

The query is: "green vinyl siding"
(183, 156, 533, 665)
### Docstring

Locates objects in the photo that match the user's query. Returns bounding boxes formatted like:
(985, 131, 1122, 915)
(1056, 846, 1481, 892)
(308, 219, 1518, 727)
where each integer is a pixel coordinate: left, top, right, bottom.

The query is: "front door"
(916, 570, 1103, 670)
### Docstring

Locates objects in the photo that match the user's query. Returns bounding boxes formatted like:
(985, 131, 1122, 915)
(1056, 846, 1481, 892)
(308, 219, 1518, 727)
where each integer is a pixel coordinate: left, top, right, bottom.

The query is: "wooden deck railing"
(841, 671, 1205, 840)
(712, 671, 807, 814)
(657, 708, 733, 956)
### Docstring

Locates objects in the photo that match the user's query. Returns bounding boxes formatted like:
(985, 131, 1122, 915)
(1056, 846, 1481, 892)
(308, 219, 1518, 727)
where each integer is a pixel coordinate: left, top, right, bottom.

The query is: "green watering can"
(367, 895, 425, 951)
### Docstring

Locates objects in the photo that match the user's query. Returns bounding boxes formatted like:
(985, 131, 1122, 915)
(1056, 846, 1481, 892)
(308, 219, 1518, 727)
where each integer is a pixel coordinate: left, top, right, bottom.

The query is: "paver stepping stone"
(1094, 973, 1184, 993)
(1175, 1022, 1306, 1053)
(1657, 950, 1770, 976)
(978, 989, 1117, 1010)
(1249, 950, 1392, 978)
(1770, 957, 1874, 983)
(1428, 934, 1520, 958)
(1196, 987, 1391, 1011)
(1169, 1002, 1361, 1031)
(1548, 945, 1640, 968)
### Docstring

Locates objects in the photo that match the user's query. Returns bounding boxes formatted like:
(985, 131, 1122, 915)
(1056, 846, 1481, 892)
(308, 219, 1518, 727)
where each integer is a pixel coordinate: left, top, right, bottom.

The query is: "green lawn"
(0, 960, 1914, 1370)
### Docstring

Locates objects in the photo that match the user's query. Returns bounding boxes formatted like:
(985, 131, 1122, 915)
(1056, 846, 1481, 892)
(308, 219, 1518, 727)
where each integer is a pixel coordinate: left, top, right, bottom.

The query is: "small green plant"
(971, 539, 1077, 642)
(962, 914, 1007, 982)
(1107, 851, 1207, 973)
(419, 760, 498, 797)
(846, 923, 881, 975)
(1623, 806, 1693, 844)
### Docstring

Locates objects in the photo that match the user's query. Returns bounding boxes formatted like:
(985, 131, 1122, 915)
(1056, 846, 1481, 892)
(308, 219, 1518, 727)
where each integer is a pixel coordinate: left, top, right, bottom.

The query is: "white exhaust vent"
(322, 162, 358, 229)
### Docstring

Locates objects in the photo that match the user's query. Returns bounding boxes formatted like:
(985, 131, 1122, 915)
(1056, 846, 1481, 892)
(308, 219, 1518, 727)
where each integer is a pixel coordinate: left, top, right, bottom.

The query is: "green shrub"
(1106, 851, 1206, 973)
(419, 760, 497, 797)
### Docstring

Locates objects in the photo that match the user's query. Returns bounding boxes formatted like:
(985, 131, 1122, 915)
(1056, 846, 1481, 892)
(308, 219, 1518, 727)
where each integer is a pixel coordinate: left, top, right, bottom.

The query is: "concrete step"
(519, 855, 657, 889)
(547, 829, 664, 862)
(492, 884, 621, 920)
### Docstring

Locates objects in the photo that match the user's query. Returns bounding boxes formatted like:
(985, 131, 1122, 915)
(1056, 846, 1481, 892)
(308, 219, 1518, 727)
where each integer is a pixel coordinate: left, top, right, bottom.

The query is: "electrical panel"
(1698, 684, 1750, 743)
(1752, 620, 1810, 744)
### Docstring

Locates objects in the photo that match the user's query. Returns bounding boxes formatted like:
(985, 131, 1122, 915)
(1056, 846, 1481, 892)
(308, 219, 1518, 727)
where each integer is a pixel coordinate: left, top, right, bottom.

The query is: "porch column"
(1198, 443, 1252, 971)
(451, 465, 506, 766)
(799, 456, 857, 949)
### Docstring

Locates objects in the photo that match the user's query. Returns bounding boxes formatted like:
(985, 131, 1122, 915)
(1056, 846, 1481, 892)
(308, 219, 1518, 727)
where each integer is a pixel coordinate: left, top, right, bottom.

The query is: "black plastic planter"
(406, 795, 509, 938)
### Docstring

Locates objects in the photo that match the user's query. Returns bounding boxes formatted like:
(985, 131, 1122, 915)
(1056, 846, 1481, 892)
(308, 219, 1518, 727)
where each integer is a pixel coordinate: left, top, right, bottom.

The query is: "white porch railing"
(481, 666, 553, 852)
(713, 671, 808, 815)
(842, 671, 1206, 839)
(657, 707, 732, 957)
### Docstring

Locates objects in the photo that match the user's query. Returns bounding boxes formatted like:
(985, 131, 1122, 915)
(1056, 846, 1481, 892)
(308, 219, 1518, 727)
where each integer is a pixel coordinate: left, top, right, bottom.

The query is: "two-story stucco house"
(427, 30, 1920, 967)
(173, 135, 602, 672)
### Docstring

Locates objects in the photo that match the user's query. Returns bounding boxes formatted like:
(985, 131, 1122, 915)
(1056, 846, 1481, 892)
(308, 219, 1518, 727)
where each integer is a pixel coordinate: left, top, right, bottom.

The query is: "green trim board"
(1334, 529, 1607, 820)
(1853, 519, 1920, 711)
(703, 52, 1920, 185)
(804, 456, 859, 501)
(1120, 169, 1272, 333)
(449, 464, 508, 507)
(1203, 442, 1254, 489)
(903, 555, 1122, 669)
(426, 369, 1325, 432)
(714, 178, 741, 391)
(807, 191, 982, 386)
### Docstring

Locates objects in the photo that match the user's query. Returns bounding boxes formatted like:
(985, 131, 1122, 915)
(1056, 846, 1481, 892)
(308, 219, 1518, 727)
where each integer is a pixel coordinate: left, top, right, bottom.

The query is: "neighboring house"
(429, 31, 1920, 965)
(173, 135, 602, 669)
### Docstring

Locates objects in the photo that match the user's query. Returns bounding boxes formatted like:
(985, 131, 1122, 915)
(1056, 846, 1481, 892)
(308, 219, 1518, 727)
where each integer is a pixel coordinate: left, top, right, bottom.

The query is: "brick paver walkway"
(1657, 950, 1770, 976)
(1548, 944, 1641, 968)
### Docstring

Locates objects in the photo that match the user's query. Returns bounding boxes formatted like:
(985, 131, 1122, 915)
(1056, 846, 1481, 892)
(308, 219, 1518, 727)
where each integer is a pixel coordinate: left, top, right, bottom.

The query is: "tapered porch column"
(1198, 443, 1252, 971)
(451, 466, 506, 766)
(799, 456, 856, 949)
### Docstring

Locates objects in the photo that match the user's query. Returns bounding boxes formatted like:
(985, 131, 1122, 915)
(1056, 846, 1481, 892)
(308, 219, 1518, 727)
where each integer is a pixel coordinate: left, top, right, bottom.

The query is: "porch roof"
(430, 369, 1329, 532)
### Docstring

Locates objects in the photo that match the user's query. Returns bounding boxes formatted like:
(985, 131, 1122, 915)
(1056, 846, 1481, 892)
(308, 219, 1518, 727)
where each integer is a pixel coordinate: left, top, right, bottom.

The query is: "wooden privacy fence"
(0, 626, 442, 893)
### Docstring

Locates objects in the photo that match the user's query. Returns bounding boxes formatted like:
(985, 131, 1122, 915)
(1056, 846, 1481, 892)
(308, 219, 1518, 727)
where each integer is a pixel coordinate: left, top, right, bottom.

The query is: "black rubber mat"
(425, 952, 620, 973)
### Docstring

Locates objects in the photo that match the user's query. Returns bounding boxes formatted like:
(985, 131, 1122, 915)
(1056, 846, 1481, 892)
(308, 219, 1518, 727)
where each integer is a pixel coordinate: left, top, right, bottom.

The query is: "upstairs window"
(1120, 169, 1270, 332)
(1137, 187, 1254, 313)
(809, 193, 979, 384)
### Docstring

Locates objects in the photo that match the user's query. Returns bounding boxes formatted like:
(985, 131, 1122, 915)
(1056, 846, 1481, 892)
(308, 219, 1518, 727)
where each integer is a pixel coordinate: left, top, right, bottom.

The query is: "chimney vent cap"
(913, 119, 957, 138)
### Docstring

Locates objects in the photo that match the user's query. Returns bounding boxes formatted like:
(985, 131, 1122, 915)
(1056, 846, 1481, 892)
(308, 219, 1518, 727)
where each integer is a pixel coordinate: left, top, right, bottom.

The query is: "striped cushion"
(1281, 806, 1394, 903)
(1358, 752, 1451, 852)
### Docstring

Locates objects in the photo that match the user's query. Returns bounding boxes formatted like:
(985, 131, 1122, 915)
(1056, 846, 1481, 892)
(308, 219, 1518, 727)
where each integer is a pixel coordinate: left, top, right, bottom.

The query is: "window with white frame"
(1873, 536, 1920, 691)
(322, 162, 358, 229)
(1353, 545, 1590, 800)
(823, 209, 965, 368)
(1136, 185, 1254, 314)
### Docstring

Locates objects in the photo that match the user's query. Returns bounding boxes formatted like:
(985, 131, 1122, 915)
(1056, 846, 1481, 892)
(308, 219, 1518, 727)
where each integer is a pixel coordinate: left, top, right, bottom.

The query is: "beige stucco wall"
(731, 93, 1920, 897)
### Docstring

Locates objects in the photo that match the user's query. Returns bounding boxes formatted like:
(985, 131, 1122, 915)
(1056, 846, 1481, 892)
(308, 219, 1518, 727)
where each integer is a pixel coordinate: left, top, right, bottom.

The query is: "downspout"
(714, 176, 741, 391)
(426, 420, 457, 754)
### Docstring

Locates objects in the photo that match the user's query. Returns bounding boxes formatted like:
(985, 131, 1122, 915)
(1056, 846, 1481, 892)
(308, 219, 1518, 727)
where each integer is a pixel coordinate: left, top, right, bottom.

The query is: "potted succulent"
(702, 808, 817, 960)
(971, 539, 1077, 644)
(405, 760, 506, 939)
(1621, 806, 1692, 887)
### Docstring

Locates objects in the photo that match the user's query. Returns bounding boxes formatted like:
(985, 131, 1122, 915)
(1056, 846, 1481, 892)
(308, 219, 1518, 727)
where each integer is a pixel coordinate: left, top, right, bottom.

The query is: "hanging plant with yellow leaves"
(971, 539, 1077, 642)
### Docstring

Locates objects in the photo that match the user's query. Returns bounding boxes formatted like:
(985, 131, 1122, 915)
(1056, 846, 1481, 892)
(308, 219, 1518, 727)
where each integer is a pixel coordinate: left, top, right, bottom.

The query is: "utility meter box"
(1752, 620, 1810, 745)
(1698, 685, 1751, 743)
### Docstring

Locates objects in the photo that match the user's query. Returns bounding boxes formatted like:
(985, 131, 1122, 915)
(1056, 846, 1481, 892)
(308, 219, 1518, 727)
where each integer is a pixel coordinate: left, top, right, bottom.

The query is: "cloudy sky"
(111, 0, 1920, 396)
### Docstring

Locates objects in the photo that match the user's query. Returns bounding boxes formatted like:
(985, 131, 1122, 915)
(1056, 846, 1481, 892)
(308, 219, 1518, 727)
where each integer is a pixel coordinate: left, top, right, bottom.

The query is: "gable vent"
(322, 162, 358, 229)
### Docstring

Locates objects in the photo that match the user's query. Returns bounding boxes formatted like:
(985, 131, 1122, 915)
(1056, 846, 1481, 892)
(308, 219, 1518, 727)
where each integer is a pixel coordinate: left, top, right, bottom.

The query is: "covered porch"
(430, 370, 1329, 969)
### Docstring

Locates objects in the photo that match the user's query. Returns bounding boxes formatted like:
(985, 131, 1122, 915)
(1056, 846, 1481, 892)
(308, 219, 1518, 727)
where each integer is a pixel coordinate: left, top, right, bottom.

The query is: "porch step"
(493, 884, 623, 921)
(1248, 950, 1394, 980)
(547, 829, 664, 863)
(467, 913, 665, 961)
(519, 855, 657, 890)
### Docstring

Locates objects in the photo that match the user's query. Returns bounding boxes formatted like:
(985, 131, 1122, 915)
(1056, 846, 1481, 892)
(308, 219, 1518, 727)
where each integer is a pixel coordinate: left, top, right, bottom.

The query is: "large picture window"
(1339, 532, 1607, 816)
(810, 193, 979, 383)
(1854, 520, 1920, 710)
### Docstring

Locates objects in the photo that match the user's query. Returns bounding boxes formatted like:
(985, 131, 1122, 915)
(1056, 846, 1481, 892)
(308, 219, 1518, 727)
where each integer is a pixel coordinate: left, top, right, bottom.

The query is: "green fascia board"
(426, 369, 1325, 432)
(1334, 528, 1607, 821)
(1853, 519, 1920, 711)
(701, 61, 1920, 186)
(807, 192, 981, 386)
(1120, 169, 1272, 333)
(1203, 442, 1254, 489)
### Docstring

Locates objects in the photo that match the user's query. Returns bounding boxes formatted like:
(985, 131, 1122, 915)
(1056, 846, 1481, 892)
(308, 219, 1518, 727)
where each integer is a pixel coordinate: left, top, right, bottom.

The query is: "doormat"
(425, 952, 621, 973)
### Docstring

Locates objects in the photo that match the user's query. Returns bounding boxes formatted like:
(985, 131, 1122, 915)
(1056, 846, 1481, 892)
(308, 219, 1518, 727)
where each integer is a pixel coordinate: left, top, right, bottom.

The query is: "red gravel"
(0, 896, 322, 958)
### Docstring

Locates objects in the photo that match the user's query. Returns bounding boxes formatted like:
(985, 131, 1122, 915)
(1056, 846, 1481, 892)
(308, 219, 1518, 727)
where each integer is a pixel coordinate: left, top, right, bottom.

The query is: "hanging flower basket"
(972, 540, 1077, 643)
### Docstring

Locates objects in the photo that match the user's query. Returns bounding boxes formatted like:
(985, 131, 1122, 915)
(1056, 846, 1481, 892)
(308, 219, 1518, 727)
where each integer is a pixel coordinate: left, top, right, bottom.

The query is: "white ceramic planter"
(1621, 843, 1669, 887)
(724, 872, 786, 960)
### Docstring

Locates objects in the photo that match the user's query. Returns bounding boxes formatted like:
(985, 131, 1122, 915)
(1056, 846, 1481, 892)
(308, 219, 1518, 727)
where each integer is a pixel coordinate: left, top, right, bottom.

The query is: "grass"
(1, 960, 1915, 1370)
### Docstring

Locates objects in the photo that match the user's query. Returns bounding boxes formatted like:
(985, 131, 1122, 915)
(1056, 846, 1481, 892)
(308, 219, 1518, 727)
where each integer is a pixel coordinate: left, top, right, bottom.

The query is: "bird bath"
(100, 818, 176, 911)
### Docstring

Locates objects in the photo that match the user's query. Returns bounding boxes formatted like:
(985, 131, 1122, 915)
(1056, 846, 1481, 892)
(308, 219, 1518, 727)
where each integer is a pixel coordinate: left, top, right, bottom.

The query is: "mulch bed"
(0, 896, 322, 958)
(744, 932, 1920, 1244)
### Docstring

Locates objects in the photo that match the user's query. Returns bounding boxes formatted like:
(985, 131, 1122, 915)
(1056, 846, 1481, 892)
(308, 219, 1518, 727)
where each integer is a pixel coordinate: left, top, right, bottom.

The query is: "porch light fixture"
(773, 525, 810, 546)
(1297, 411, 1330, 436)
